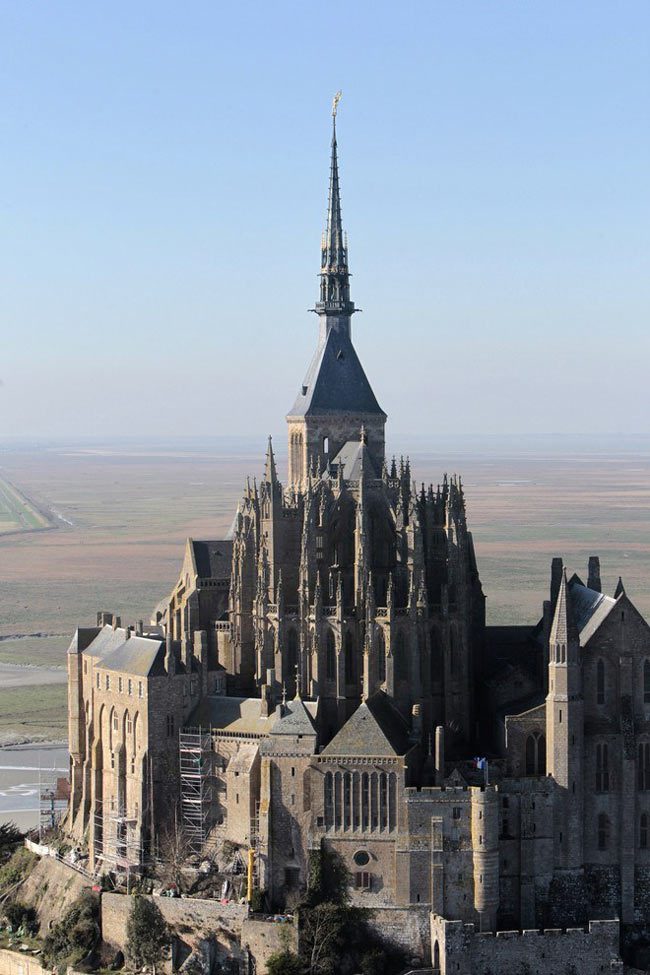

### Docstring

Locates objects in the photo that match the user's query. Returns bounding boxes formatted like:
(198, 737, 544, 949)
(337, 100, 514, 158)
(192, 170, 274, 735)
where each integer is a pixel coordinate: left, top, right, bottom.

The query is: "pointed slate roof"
(329, 439, 380, 481)
(289, 325, 385, 417)
(270, 697, 318, 737)
(550, 570, 579, 647)
(321, 692, 411, 757)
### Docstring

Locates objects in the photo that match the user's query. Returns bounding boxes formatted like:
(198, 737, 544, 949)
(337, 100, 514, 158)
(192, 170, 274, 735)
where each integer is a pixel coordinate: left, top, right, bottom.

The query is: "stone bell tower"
(286, 94, 386, 490)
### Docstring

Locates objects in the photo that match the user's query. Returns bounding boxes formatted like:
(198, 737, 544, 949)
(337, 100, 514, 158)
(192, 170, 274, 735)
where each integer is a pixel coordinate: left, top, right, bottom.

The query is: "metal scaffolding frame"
(179, 728, 213, 855)
(93, 798, 143, 875)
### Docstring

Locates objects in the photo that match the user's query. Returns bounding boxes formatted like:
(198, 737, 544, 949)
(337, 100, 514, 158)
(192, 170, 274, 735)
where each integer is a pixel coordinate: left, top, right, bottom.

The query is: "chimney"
(588, 556, 602, 593)
(136, 619, 143, 637)
(124, 626, 131, 641)
(550, 558, 563, 607)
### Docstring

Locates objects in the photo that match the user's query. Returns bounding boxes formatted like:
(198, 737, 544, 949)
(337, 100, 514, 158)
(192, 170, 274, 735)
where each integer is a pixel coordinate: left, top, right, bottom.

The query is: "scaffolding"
(93, 798, 143, 877)
(179, 728, 213, 855)
(39, 777, 69, 836)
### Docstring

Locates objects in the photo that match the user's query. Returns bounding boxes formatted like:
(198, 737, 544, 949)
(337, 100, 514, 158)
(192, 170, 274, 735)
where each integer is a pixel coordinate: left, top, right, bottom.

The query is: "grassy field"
(0, 477, 50, 535)
(0, 684, 67, 744)
(0, 435, 649, 739)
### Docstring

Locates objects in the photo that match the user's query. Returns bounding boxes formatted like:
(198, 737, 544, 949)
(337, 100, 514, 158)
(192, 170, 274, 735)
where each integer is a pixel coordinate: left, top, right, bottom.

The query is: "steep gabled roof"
(567, 579, 617, 647)
(288, 326, 385, 418)
(270, 697, 318, 737)
(191, 539, 233, 579)
(321, 692, 411, 758)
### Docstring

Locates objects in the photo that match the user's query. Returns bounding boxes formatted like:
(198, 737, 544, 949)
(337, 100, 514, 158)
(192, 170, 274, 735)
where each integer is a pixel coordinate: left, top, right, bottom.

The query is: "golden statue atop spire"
(332, 90, 343, 119)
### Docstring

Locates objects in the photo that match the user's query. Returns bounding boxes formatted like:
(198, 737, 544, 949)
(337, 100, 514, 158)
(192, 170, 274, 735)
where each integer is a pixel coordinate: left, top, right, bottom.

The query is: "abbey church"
(65, 106, 650, 973)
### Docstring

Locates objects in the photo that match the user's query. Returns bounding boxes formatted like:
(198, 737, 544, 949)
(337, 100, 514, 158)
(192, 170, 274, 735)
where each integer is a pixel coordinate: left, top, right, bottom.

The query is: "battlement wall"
(430, 914, 623, 974)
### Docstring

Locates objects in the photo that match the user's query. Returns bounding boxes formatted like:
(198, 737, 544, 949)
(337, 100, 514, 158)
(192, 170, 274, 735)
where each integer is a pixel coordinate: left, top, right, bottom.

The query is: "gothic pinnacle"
(264, 435, 278, 485)
(314, 92, 355, 319)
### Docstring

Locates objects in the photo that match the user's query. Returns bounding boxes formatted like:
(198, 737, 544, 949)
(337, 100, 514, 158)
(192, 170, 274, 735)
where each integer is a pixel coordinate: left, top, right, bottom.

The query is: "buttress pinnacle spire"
(315, 93, 355, 321)
(264, 435, 278, 486)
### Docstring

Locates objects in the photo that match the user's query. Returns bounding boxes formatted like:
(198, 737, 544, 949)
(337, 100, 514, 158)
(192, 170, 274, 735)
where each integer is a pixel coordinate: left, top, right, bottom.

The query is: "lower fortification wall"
(364, 906, 431, 966)
(430, 914, 623, 975)
(101, 893, 248, 969)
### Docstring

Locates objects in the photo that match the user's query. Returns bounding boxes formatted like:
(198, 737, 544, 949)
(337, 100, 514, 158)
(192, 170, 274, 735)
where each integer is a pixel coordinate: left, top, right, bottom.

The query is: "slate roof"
(191, 539, 233, 579)
(188, 696, 272, 736)
(270, 698, 318, 737)
(321, 692, 411, 758)
(74, 624, 171, 677)
(227, 743, 259, 773)
(567, 580, 617, 647)
(288, 326, 385, 418)
(329, 440, 379, 481)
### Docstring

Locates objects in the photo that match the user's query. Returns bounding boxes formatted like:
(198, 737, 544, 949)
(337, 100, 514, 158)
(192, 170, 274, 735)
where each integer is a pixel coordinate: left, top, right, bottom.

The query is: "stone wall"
(0, 948, 49, 975)
(241, 918, 297, 974)
(430, 914, 623, 975)
(101, 892, 247, 947)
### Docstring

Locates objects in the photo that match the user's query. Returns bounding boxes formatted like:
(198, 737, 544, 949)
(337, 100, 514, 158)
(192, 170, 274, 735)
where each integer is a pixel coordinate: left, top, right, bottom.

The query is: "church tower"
(286, 94, 386, 490)
(546, 568, 584, 871)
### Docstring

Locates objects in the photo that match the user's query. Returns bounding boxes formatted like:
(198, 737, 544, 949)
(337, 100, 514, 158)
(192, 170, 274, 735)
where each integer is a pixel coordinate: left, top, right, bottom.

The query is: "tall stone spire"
(315, 92, 355, 327)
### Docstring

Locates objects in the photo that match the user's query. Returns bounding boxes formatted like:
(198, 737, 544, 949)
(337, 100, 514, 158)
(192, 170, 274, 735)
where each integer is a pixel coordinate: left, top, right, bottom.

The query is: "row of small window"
(109, 752, 137, 774)
(96, 671, 144, 698)
(595, 659, 650, 706)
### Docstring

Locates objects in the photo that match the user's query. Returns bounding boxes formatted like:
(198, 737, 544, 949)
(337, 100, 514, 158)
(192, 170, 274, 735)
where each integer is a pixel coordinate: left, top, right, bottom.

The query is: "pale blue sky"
(1, 1, 648, 440)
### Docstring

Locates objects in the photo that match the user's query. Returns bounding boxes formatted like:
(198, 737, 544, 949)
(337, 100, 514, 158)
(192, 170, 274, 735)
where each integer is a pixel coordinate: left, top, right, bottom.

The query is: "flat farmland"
(0, 434, 649, 740)
(0, 477, 51, 535)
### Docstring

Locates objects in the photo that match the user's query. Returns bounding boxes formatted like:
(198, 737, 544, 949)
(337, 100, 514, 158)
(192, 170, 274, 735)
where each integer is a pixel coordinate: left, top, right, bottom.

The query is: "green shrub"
(266, 949, 304, 975)
(125, 895, 169, 973)
(0, 847, 36, 892)
(4, 900, 38, 935)
(42, 889, 99, 974)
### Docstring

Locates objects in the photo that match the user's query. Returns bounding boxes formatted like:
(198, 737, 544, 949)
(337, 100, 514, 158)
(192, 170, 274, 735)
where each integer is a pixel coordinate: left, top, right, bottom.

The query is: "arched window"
(525, 732, 546, 776)
(526, 735, 536, 775)
(430, 628, 443, 686)
(598, 813, 610, 851)
(433, 941, 440, 971)
(596, 743, 610, 792)
(326, 630, 336, 682)
(395, 631, 408, 682)
(596, 659, 605, 705)
(450, 627, 458, 675)
(324, 771, 334, 828)
(644, 661, 650, 704)
(344, 631, 355, 684)
(641, 813, 648, 850)
(639, 743, 650, 791)
(537, 734, 546, 775)
(377, 627, 386, 683)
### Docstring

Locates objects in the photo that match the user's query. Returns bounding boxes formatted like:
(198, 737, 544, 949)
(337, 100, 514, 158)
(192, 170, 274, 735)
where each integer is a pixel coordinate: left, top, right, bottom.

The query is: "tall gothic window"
(377, 627, 386, 683)
(596, 742, 610, 792)
(641, 813, 649, 850)
(639, 743, 650, 791)
(395, 631, 408, 682)
(345, 631, 355, 684)
(430, 628, 443, 686)
(644, 661, 650, 704)
(326, 630, 336, 682)
(596, 659, 605, 705)
(598, 813, 610, 851)
(525, 733, 546, 776)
